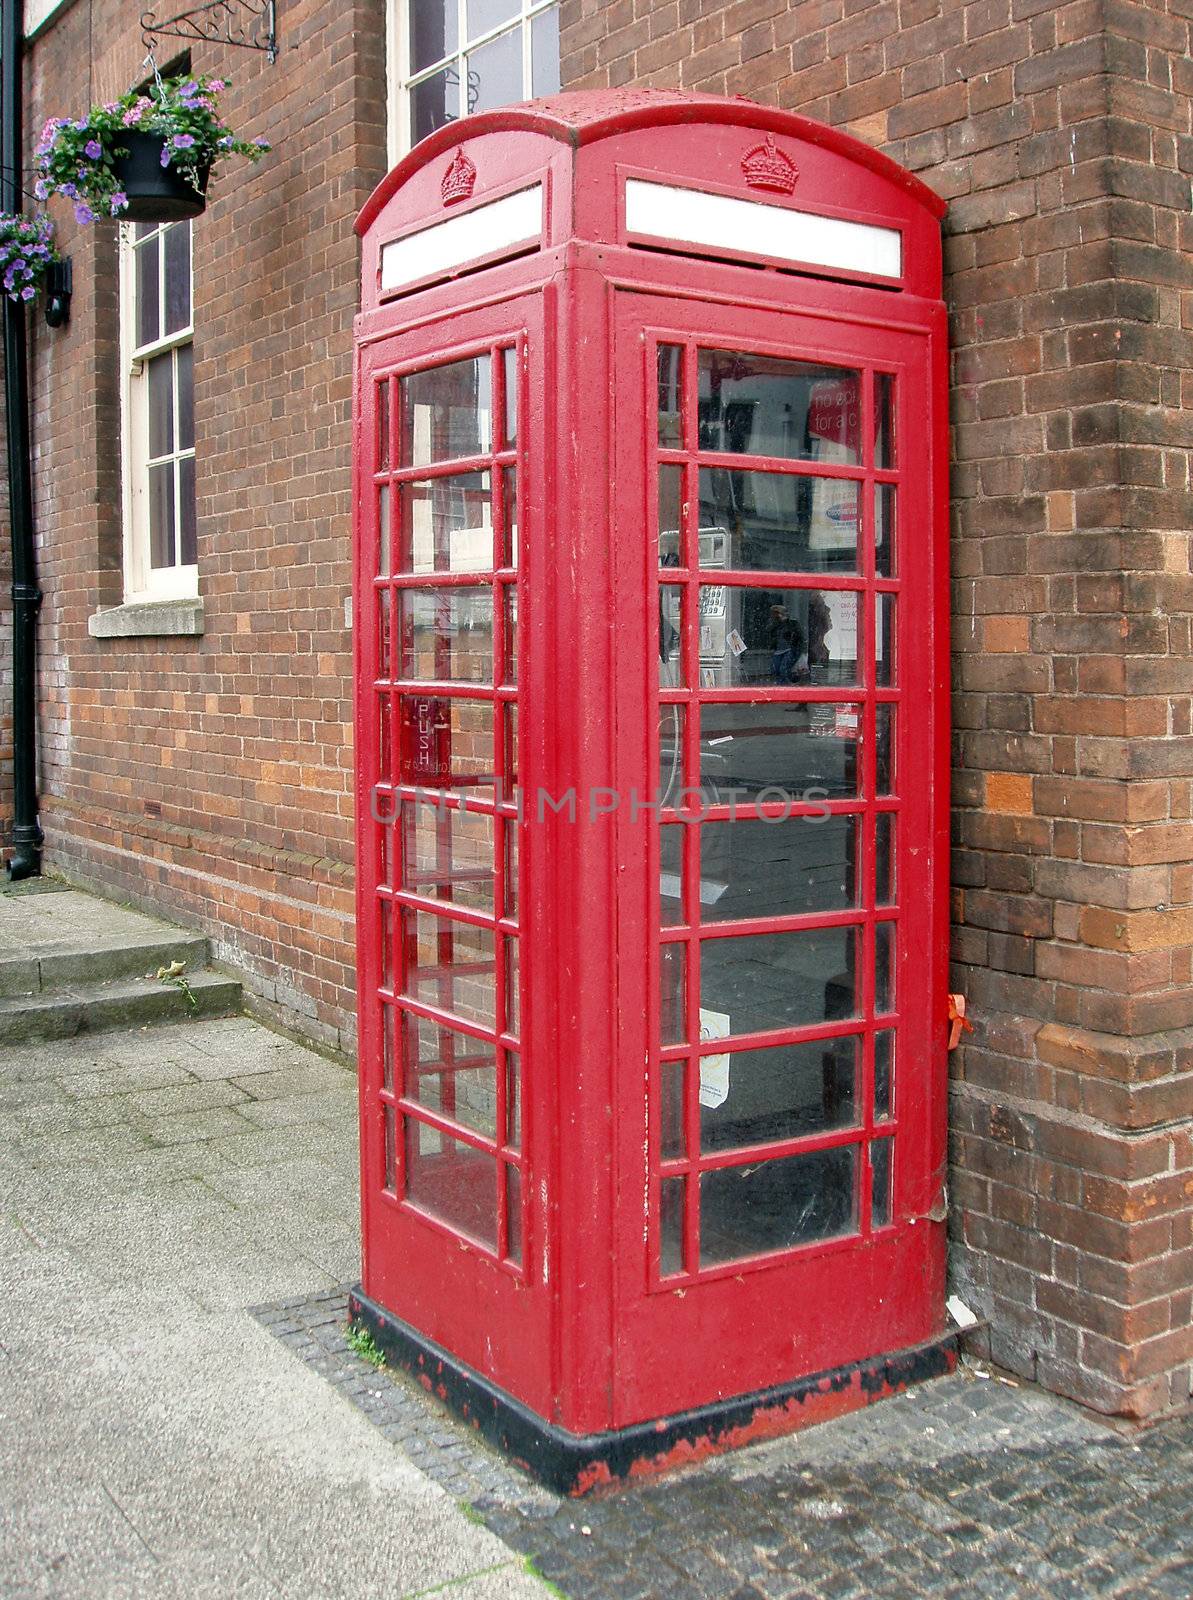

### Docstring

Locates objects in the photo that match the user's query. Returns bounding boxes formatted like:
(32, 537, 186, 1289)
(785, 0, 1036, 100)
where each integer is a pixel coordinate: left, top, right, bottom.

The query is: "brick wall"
(20, 0, 388, 1049)
(560, 0, 1193, 1418)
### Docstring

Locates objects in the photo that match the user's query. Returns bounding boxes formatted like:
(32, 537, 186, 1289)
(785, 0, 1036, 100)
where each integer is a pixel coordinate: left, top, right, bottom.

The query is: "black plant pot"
(111, 132, 210, 223)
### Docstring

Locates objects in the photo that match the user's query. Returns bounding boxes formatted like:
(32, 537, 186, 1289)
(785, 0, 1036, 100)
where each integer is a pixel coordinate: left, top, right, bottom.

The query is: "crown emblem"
(441, 147, 477, 206)
(740, 134, 798, 195)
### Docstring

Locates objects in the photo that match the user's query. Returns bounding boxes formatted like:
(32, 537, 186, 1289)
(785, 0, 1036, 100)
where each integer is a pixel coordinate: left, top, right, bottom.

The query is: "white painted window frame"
(118, 222, 198, 603)
(386, 0, 560, 164)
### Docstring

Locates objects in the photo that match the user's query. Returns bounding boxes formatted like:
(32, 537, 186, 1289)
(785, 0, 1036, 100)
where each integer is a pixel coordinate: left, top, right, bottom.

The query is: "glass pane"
(147, 351, 174, 460)
(657, 344, 684, 448)
(504, 1163, 522, 1263)
(401, 356, 491, 468)
(399, 696, 495, 793)
(136, 235, 159, 348)
(501, 346, 517, 447)
(698, 350, 861, 466)
(871, 1137, 892, 1227)
(876, 813, 895, 906)
(405, 1118, 497, 1248)
(660, 822, 684, 927)
(411, 0, 457, 72)
(700, 1036, 858, 1152)
(399, 588, 493, 683)
(875, 921, 895, 1015)
(701, 926, 859, 1037)
(466, 26, 522, 116)
(178, 455, 196, 565)
(502, 468, 518, 567)
(504, 703, 518, 785)
(383, 1105, 396, 1191)
(660, 1058, 684, 1158)
(530, 7, 560, 96)
(875, 484, 895, 577)
(401, 802, 494, 912)
(506, 1051, 521, 1146)
(696, 585, 859, 689)
(401, 473, 493, 574)
(380, 898, 395, 988)
(876, 593, 895, 687)
(874, 1029, 894, 1120)
(377, 379, 391, 470)
(503, 586, 518, 682)
(661, 941, 686, 1044)
(698, 469, 859, 574)
(660, 1175, 685, 1275)
(148, 461, 175, 568)
(378, 485, 392, 577)
(875, 373, 895, 469)
(402, 909, 496, 1028)
(700, 815, 859, 920)
(379, 696, 393, 784)
(505, 935, 520, 1034)
(468, 0, 519, 35)
(411, 65, 457, 143)
(176, 343, 194, 451)
(658, 703, 685, 808)
(382, 1003, 397, 1090)
(699, 1145, 858, 1265)
(377, 589, 392, 679)
(659, 584, 684, 687)
(658, 464, 684, 566)
(163, 220, 191, 335)
(505, 824, 519, 919)
(700, 702, 861, 802)
(876, 704, 894, 795)
(404, 1012, 498, 1138)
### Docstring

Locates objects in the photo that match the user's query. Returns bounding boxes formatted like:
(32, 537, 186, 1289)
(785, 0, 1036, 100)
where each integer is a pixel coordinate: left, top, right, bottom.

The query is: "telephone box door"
(611, 292, 948, 1424)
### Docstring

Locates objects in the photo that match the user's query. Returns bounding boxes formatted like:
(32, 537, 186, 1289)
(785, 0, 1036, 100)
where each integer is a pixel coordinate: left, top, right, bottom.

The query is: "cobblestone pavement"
(262, 1289, 1193, 1600)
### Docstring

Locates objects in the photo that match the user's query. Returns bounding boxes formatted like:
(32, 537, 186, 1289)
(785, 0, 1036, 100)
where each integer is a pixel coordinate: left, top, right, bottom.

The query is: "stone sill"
(88, 598, 204, 639)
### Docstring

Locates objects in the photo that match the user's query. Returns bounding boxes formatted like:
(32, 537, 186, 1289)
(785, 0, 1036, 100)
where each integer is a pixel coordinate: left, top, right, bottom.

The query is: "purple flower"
(84, 139, 103, 159)
(74, 202, 95, 225)
(21, 285, 34, 300)
(160, 145, 172, 167)
(172, 133, 196, 148)
(218, 135, 233, 147)
(253, 136, 270, 148)
(110, 192, 128, 215)
(33, 179, 49, 200)
(73, 118, 88, 131)
(178, 80, 198, 97)
(209, 78, 227, 91)
(60, 181, 77, 199)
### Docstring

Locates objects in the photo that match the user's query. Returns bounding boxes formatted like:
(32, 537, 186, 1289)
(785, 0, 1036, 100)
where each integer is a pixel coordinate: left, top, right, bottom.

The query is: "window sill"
(88, 597, 204, 639)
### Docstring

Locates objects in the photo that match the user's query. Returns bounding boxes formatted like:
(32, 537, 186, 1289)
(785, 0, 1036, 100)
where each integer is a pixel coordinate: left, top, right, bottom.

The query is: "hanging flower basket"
(34, 74, 269, 227)
(0, 212, 59, 303)
(110, 131, 212, 222)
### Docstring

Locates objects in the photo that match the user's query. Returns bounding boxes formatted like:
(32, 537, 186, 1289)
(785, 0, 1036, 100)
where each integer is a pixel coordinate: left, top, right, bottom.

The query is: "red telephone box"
(350, 91, 952, 1494)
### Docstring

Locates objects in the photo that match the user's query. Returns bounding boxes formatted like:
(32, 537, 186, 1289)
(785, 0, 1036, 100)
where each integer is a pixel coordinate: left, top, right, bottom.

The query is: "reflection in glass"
(697, 468, 859, 574)
(148, 462, 175, 568)
(876, 813, 895, 906)
(700, 702, 860, 800)
(661, 1176, 685, 1274)
(179, 457, 197, 565)
(876, 483, 895, 577)
(658, 464, 684, 564)
(695, 585, 859, 688)
(875, 373, 895, 469)
(658, 344, 684, 448)
(506, 1051, 521, 1146)
(410, 0, 457, 73)
(401, 802, 494, 911)
(502, 468, 518, 567)
(401, 473, 493, 574)
(700, 926, 859, 1036)
(148, 352, 174, 459)
(411, 65, 457, 143)
(876, 704, 894, 795)
(384, 1105, 396, 1191)
(398, 697, 495, 792)
(406, 1118, 497, 1248)
(697, 349, 861, 466)
(467, 0, 518, 36)
(699, 1036, 858, 1151)
(505, 935, 520, 1034)
(659, 703, 685, 807)
(875, 921, 895, 1015)
(401, 356, 491, 467)
(404, 1012, 498, 1138)
(501, 346, 518, 447)
(505, 1163, 522, 1263)
(177, 345, 194, 449)
(505, 824, 519, 919)
(661, 941, 686, 1044)
(660, 822, 684, 927)
(378, 485, 391, 576)
(700, 815, 859, 920)
(163, 220, 191, 334)
(874, 1030, 894, 1120)
(503, 586, 518, 682)
(531, 5, 561, 95)
(876, 593, 895, 686)
(136, 232, 159, 347)
(660, 1058, 684, 1159)
(467, 26, 522, 115)
(699, 1145, 857, 1265)
(402, 909, 495, 1028)
(399, 588, 493, 683)
(871, 1136, 892, 1227)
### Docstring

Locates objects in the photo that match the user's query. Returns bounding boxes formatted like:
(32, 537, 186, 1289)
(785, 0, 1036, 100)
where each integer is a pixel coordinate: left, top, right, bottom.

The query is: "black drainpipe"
(2, 0, 42, 880)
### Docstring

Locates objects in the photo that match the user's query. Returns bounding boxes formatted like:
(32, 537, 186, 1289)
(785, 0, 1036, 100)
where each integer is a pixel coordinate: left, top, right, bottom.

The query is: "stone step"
(0, 968, 243, 1044)
(0, 930, 209, 999)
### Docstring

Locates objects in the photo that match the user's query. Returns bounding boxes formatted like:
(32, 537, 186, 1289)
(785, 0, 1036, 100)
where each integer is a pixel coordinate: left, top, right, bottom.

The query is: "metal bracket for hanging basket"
(141, 0, 279, 66)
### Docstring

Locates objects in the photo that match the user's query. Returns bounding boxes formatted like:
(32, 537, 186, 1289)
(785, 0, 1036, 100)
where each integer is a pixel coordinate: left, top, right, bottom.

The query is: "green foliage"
(344, 1322, 386, 1369)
